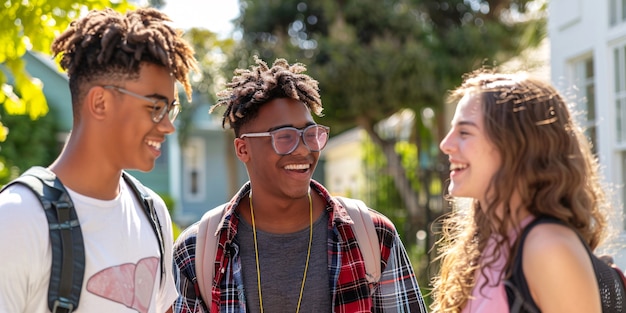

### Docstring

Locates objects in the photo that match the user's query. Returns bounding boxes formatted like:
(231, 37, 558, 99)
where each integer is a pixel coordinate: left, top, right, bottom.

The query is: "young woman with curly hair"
(431, 70, 620, 313)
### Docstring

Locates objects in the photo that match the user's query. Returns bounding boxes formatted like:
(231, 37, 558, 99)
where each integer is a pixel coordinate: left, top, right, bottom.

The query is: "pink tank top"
(462, 216, 534, 313)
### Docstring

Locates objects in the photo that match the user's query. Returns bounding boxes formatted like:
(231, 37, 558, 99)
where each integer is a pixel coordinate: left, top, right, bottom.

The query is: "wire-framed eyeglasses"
(103, 85, 180, 123)
(240, 124, 330, 155)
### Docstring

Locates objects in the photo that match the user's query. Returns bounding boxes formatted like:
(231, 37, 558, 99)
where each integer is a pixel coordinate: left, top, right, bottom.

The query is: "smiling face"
(440, 92, 501, 204)
(235, 98, 319, 199)
(103, 63, 177, 172)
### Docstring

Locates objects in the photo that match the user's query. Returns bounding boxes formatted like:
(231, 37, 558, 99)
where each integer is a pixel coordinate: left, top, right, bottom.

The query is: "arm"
(372, 231, 428, 313)
(172, 228, 209, 313)
(0, 185, 50, 312)
(523, 223, 601, 313)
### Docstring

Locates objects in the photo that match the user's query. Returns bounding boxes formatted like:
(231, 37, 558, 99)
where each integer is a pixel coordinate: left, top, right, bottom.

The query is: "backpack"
(505, 216, 626, 313)
(0, 166, 165, 313)
(193, 196, 381, 306)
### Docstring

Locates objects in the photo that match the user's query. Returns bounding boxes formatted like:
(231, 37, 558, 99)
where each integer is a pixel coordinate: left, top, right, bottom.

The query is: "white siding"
(550, 0, 626, 266)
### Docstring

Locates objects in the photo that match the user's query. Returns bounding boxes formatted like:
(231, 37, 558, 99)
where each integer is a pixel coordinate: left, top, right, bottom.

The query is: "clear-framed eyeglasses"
(240, 124, 331, 155)
(103, 85, 180, 123)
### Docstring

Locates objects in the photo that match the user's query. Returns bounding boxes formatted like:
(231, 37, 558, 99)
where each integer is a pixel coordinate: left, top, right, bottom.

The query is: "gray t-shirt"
(237, 210, 331, 312)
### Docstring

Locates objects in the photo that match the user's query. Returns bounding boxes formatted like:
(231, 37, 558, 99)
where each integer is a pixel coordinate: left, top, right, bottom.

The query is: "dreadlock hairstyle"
(51, 7, 198, 119)
(210, 56, 323, 136)
(430, 69, 611, 313)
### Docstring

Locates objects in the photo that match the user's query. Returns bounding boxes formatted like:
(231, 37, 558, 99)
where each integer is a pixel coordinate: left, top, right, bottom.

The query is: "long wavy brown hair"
(430, 70, 611, 313)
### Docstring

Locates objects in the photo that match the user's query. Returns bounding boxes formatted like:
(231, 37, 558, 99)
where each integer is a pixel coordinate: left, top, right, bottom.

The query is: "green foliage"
(362, 135, 439, 300)
(158, 192, 176, 215)
(230, 0, 546, 286)
(0, 104, 60, 184)
(172, 221, 182, 240)
(177, 28, 236, 146)
(0, 1, 135, 123)
(233, 0, 546, 138)
(362, 137, 423, 240)
(0, 0, 134, 177)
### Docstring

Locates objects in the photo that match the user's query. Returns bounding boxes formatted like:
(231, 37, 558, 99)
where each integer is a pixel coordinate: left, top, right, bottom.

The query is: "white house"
(549, 0, 626, 265)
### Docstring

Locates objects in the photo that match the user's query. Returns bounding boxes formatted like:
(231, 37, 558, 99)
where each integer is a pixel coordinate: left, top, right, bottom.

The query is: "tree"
(174, 27, 241, 194)
(177, 28, 236, 146)
(0, 100, 60, 184)
(0, 0, 135, 182)
(229, 0, 546, 244)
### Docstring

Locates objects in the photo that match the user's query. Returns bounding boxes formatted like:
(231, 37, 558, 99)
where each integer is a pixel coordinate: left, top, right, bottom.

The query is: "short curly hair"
(210, 56, 323, 136)
(51, 7, 198, 118)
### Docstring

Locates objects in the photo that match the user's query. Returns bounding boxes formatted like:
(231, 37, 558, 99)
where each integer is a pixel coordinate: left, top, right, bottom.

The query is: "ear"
(85, 86, 108, 121)
(234, 138, 249, 162)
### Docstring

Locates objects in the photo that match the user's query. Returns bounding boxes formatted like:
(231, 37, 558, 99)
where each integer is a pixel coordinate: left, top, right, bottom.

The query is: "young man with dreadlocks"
(172, 56, 427, 313)
(0, 8, 197, 313)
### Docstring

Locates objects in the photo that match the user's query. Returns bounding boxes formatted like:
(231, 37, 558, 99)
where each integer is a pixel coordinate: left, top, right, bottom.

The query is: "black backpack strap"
(1, 166, 85, 313)
(121, 171, 166, 283)
(505, 217, 546, 313)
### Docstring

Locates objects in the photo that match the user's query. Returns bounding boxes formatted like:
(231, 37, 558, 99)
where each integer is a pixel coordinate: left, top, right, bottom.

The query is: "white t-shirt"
(0, 177, 178, 313)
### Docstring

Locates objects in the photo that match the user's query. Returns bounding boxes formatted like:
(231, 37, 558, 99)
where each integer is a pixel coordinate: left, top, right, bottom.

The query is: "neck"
(49, 143, 122, 200)
(242, 192, 321, 234)
(251, 190, 313, 313)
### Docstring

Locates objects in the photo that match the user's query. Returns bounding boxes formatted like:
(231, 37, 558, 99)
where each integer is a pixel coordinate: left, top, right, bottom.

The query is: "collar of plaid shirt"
(172, 179, 428, 313)
(211, 180, 373, 312)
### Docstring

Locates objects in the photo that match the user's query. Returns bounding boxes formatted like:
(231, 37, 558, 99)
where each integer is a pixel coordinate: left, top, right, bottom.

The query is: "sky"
(159, 0, 240, 37)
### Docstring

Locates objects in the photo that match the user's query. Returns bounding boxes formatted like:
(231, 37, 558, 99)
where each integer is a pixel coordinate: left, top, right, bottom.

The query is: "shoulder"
(173, 222, 200, 275)
(354, 201, 401, 256)
(0, 183, 47, 225)
(177, 222, 200, 244)
(335, 196, 397, 230)
(121, 175, 171, 219)
(145, 187, 172, 220)
(368, 208, 397, 235)
(523, 222, 589, 263)
(337, 196, 399, 238)
(0, 182, 42, 205)
(174, 222, 199, 258)
(0, 184, 50, 283)
(522, 222, 600, 312)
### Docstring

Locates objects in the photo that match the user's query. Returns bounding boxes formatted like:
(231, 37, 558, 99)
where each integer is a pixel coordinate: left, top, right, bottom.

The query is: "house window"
(614, 44, 626, 227)
(616, 46, 626, 143)
(183, 137, 206, 202)
(570, 57, 597, 153)
(610, 0, 626, 26)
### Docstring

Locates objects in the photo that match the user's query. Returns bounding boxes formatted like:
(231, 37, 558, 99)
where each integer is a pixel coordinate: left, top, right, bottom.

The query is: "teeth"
(285, 164, 310, 170)
(147, 140, 162, 150)
(450, 163, 467, 171)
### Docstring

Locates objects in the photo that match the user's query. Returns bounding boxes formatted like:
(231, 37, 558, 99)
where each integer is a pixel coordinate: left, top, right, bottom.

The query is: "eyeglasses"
(240, 124, 330, 155)
(103, 85, 180, 123)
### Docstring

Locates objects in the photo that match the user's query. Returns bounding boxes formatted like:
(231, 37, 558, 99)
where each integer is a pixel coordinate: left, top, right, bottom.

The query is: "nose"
(439, 131, 454, 155)
(290, 133, 311, 155)
(157, 116, 176, 134)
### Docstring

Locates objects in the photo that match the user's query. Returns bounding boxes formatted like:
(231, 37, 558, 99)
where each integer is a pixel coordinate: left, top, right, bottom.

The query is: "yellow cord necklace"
(249, 192, 313, 313)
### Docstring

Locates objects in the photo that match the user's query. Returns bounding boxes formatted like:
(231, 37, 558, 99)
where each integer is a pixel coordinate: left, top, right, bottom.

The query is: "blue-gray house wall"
(23, 51, 72, 133)
(173, 126, 248, 226)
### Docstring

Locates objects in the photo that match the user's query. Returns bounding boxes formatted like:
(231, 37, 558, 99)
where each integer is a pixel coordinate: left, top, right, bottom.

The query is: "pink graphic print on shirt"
(86, 257, 159, 313)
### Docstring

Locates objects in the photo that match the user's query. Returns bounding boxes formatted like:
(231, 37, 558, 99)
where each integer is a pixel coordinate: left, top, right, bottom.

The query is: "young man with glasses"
(0, 8, 197, 313)
(172, 57, 427, 312)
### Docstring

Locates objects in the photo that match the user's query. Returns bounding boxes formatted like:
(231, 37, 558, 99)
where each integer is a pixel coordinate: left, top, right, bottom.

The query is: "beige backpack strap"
(195, 205, 226, 306)
(335, 196, 381, 284)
